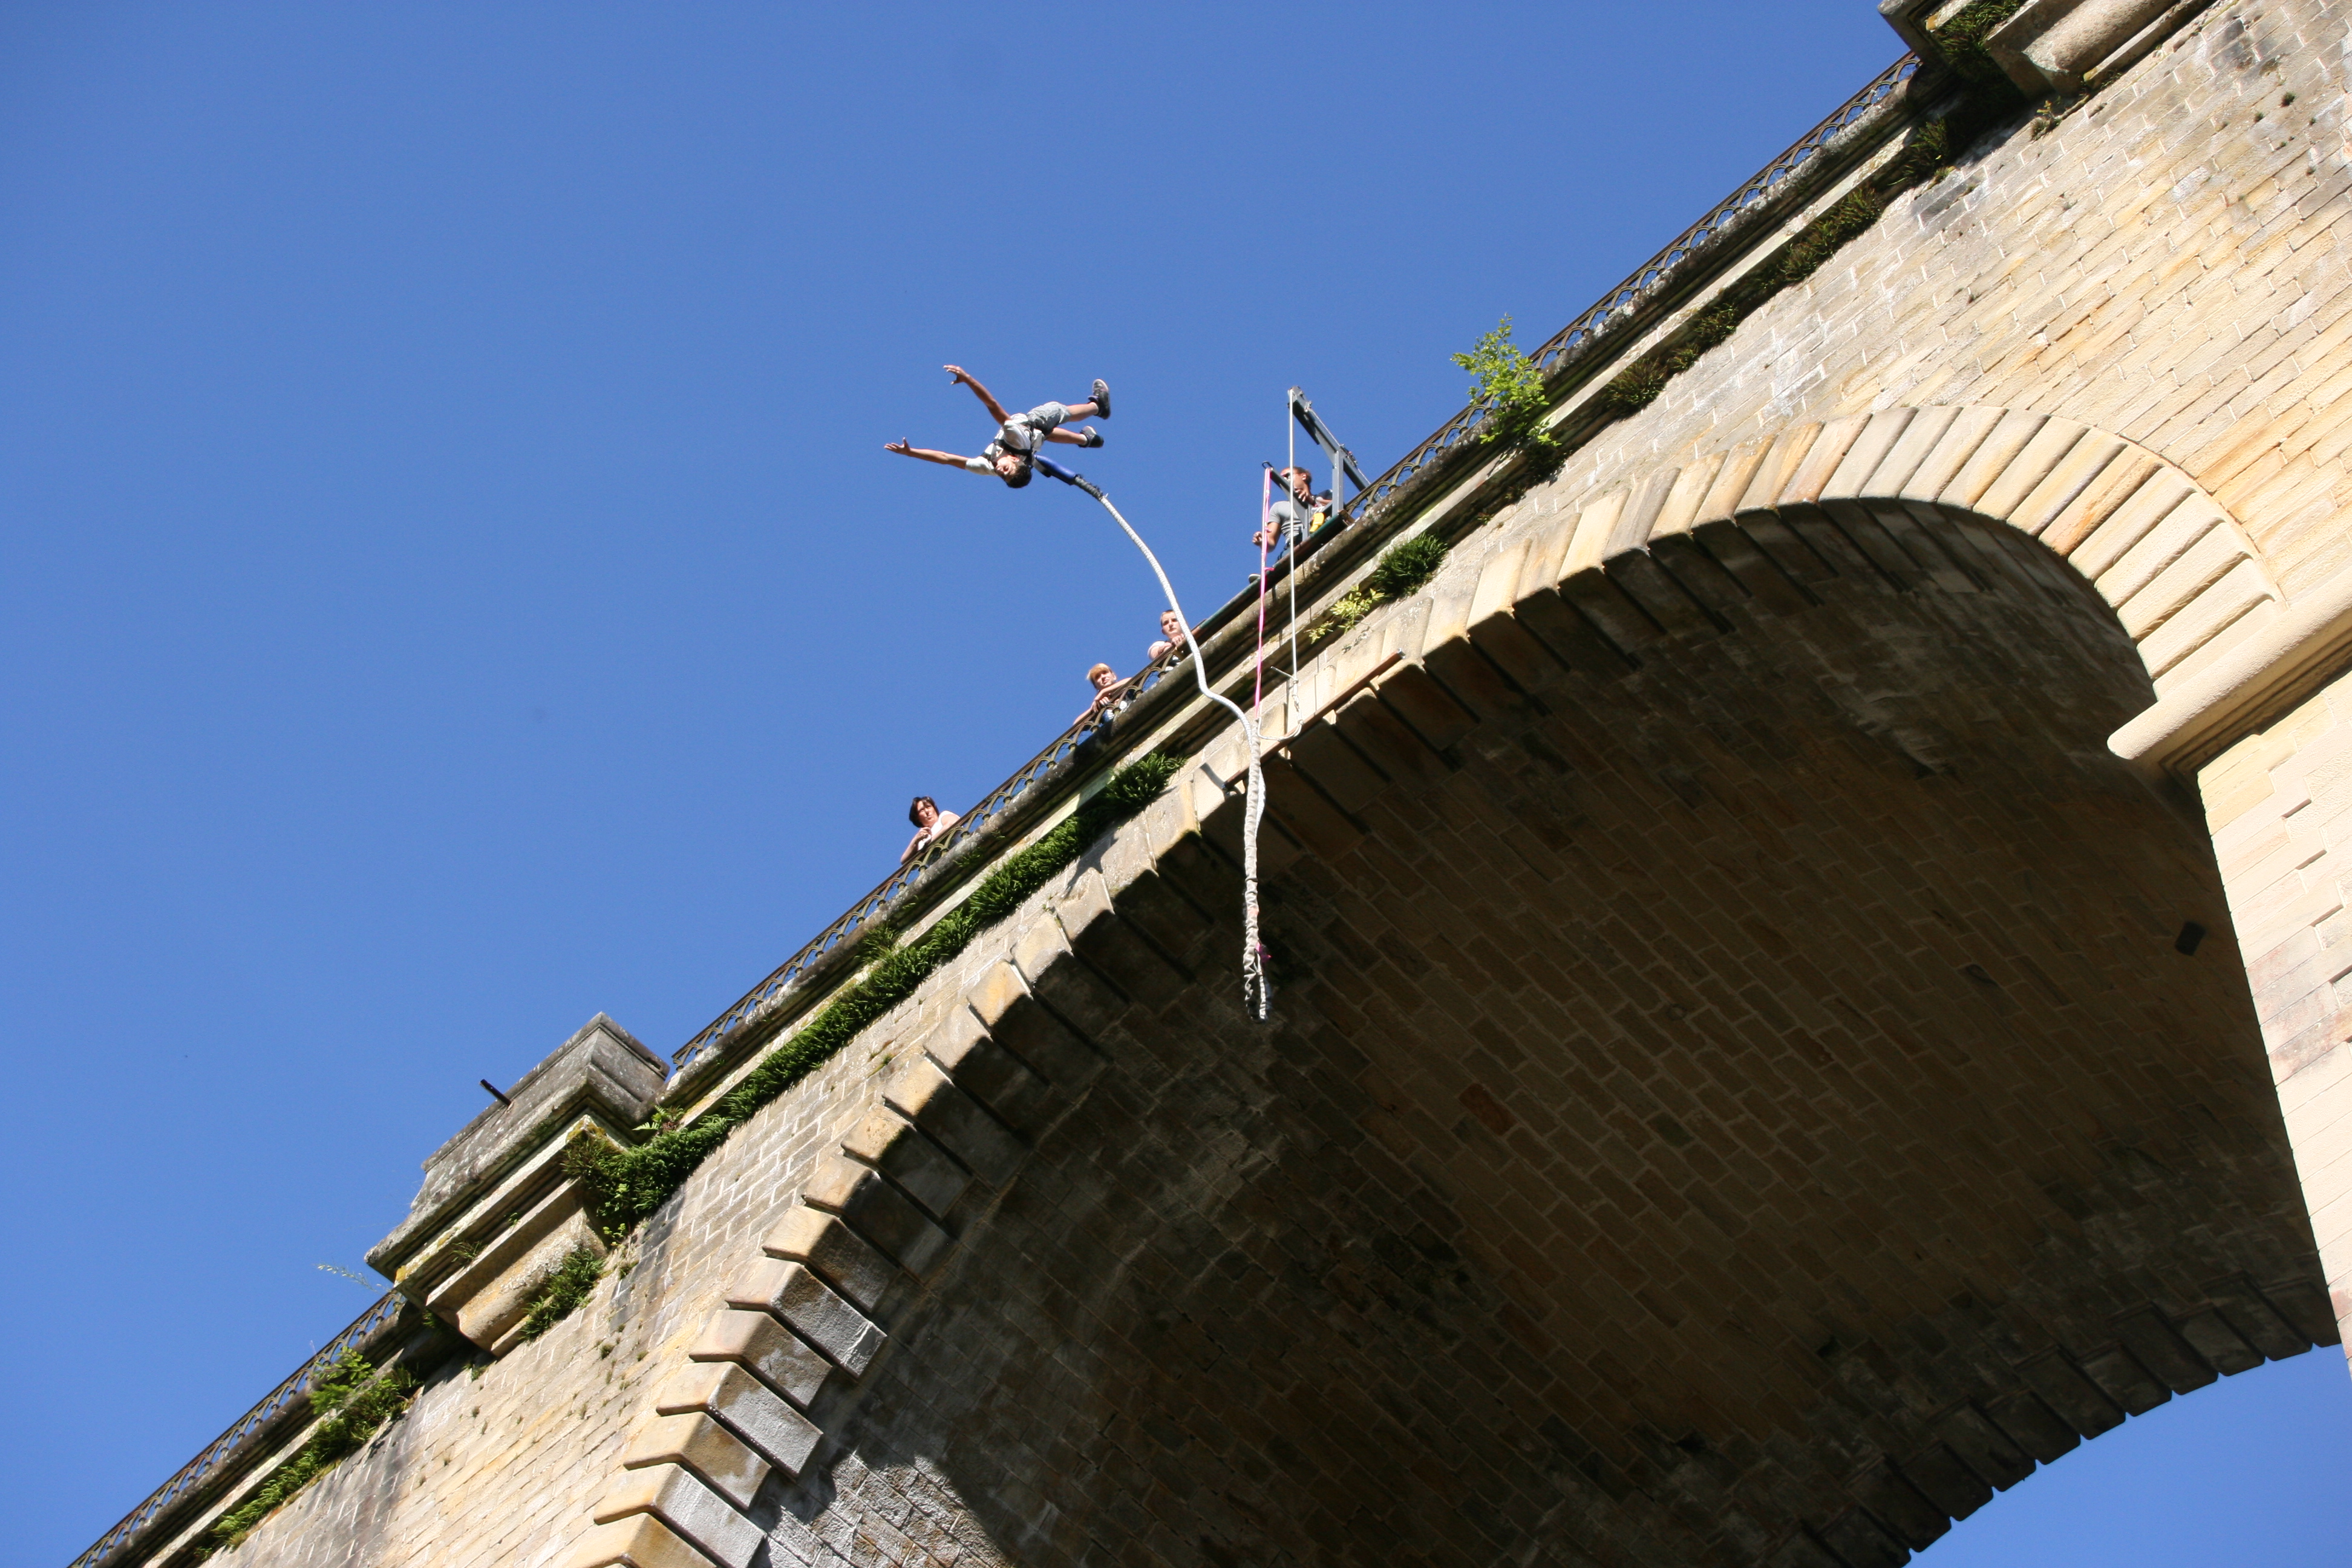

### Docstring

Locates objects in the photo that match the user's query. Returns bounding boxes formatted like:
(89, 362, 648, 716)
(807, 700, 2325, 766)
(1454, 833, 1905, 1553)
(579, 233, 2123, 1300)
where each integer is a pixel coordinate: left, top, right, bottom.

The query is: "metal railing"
(1331, 54, 1920, 529)
(670, 653, 1191, 1073)
(670, 52, 1921, 1079)
(70, 1292, 410, 1568)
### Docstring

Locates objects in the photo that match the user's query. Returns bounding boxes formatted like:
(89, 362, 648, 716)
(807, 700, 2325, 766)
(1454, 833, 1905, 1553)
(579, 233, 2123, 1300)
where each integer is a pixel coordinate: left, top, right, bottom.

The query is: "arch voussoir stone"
(1527, 405, 2283, 703)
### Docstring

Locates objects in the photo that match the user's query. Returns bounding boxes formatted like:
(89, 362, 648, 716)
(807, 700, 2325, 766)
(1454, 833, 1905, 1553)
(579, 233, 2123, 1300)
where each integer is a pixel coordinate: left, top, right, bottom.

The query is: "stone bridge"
(79, 3, 2352, 1567)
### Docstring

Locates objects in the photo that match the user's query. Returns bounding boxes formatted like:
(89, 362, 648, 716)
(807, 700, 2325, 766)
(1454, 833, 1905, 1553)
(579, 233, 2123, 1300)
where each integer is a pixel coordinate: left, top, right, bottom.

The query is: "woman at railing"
(900, 795, 962, 866)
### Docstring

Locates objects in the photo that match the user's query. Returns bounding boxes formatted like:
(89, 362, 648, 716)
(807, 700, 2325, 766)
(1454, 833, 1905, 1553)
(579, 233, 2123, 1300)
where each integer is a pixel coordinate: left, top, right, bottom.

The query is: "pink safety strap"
(1253, 467, 1274, 714)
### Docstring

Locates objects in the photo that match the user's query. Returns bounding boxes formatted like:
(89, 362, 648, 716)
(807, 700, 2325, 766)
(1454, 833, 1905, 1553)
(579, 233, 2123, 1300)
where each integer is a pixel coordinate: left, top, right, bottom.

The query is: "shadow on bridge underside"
(761, 505, 2336, 1568)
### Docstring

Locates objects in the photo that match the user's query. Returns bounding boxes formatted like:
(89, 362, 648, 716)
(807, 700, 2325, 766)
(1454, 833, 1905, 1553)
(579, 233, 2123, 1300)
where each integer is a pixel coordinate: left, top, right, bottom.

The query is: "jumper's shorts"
(1002, 402, 1071, 448)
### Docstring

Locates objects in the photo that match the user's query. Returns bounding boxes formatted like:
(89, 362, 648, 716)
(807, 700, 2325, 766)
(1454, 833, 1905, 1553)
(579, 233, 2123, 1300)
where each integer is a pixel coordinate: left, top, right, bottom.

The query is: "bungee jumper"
(885, 365, 1110, 488)
(880, 361, 1275, 1023)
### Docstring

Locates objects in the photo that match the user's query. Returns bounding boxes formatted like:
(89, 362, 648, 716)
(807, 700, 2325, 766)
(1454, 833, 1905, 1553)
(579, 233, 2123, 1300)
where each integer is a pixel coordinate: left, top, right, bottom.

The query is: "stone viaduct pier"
(71, 2, 2352, 1566)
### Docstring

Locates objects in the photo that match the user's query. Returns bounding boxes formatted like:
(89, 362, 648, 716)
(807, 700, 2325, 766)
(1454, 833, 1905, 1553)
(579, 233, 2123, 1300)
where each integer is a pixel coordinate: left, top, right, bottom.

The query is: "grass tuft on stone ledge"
(518, 1246, 604, 1342)
(1305, 534, 1452, 648)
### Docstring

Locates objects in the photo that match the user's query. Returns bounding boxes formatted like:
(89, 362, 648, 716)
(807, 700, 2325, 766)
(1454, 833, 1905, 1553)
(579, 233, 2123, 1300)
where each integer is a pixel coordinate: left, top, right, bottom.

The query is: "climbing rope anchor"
(1036, 456, 1272, 1024)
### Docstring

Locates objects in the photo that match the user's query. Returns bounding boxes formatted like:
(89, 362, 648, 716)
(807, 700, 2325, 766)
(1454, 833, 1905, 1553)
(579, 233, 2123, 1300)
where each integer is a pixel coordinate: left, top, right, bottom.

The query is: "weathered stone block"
(560, 1514, 717, 1568)
(1370, 661, 1475, 750)
(761, 1205, 898, 1313)
(1286, 717, 1390, 814)
(1053, 868, 1189, 1008)
(1106, 866, 1218, 969)
(1932, 1404, 2034, 1491)
(653, 1360, 822, 1477)
(620, 1412, 769, 1509)
(593, 1463, 763, 1568)
(2014, 1350, 2126, 1438)
(840, 1109, 972, 1220)
(725, 1256, 886, 1376)
(1012, 912, 1128, 1037)
(967, 959, 1105, 1087)
(691, 1307, 835, 1409)
(883, 1056, 1027, 1188)
(918, 1004, 1058, 1134)
(798, 1152, 953, 1276)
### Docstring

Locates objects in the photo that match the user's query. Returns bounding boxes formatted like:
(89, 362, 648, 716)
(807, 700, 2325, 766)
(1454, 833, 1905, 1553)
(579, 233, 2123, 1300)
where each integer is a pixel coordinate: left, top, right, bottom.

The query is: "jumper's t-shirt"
(962, 413, 1050, 474)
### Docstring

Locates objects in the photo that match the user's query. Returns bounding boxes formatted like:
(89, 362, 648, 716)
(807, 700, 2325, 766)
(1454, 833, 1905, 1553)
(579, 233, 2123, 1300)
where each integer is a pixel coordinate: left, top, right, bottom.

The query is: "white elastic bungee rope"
(1051, 466, 1272, 1024)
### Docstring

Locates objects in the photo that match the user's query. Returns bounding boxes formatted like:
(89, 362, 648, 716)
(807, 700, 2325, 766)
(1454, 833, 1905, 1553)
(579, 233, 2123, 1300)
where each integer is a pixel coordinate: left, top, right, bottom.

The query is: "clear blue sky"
(3, 4, 2346, 1563)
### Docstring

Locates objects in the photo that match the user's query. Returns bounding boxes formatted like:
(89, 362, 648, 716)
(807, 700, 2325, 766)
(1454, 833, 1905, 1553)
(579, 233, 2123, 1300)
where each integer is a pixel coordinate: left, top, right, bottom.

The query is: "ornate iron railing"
(670, 52, 1921, 1079)
(1331, 54, 1919, 528)
(670, 652, 1189, 1073)
(70, 1292, 410, 1568)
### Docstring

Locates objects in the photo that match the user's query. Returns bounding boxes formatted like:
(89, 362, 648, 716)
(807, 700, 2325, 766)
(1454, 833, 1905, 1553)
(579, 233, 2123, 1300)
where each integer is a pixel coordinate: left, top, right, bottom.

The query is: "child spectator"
(901, 795, 961, 864)
(1077, 663, 1129, 726)
(886, 366, 1111, 488)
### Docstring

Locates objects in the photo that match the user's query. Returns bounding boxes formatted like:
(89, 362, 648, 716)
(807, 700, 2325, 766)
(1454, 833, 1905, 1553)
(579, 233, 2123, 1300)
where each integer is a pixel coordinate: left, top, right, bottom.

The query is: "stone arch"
(1529, 405, 2281, 707)
(1402, 402, 2334, 1563)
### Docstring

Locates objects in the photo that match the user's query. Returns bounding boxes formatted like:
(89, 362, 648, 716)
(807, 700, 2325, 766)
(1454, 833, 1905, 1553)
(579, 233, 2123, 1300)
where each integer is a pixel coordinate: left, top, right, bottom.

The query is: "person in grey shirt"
(1253, 465, 1336, 564)
(886, 365, 1110, 488)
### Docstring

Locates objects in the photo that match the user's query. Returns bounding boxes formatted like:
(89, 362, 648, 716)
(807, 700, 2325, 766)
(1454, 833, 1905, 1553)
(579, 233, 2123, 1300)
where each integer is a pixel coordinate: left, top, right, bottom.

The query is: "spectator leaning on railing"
(1077, 663, 1132, 728)
(1147, 609, 1189, 663)
(1252, 465, 1335, 564)
(900, 795, 961, 865)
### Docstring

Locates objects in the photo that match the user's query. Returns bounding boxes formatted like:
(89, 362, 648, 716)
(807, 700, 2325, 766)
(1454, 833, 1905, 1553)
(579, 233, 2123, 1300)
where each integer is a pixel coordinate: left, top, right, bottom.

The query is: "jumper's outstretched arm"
(886, 439, 975, 468)
(943, 365, 1012, 424)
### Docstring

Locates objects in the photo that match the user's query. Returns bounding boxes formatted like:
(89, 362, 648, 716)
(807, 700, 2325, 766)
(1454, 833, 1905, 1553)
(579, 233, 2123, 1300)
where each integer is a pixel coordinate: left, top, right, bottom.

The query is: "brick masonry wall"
(185, 6, 2352, 1566)
(2200, 667, 2352, 1351)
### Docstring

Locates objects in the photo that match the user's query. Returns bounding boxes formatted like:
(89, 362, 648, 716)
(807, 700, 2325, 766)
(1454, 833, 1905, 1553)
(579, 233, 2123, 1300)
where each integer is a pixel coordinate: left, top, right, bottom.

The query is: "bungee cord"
(1285, 401, 1301, 725)
(1035, 456, 1273, 1024)
(1254, 468, 1276, 716)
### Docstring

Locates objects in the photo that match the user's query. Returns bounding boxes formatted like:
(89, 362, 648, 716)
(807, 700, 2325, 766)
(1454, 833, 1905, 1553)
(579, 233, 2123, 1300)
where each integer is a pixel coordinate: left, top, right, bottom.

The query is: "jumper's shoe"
(1078, 427, 1104, 448)
(1091, 379, 1111, 418)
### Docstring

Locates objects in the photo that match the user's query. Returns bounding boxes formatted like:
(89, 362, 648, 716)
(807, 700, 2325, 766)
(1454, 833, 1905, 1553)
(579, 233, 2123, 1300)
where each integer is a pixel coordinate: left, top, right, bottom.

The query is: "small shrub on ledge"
(1451, 315, 1558, 457)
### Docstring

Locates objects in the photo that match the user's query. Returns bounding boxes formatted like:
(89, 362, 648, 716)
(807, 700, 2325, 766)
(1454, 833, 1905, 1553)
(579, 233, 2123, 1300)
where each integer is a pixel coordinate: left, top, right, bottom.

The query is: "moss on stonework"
(200, 1351, 416, 1554)
(1933, 0, 2030, 90)
(1598, 362, 1670, 419)
(518, 1246, 604, 1341)
(1770, 188, 1888, 288)
(564, 751, 1185, 1233)
(1367, 533, 1450, 601)
(1304, 534, 1452, 648)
